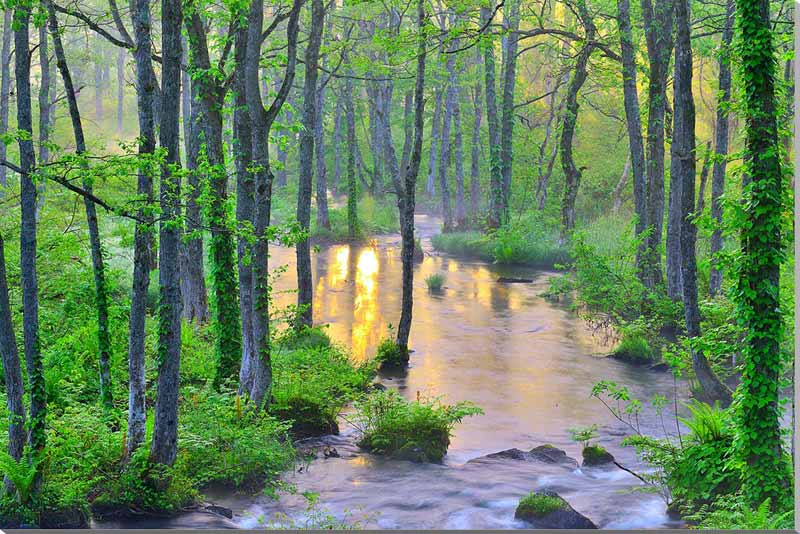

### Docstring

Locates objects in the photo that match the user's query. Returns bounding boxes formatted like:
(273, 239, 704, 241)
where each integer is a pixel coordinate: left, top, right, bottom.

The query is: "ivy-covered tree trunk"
(672, 0, 731, 407)
(616, 0, 648, 280)
(469, 62, 482, 218)
(15, 0, 46, 465)
(709, 0, 734, 296)
(498, 0, 519, 224)
(47, 0, 115, 412)
(150, 0, 183, 467)
(126, 0, 156, 457)
(0, 232, 26, 472)
(343, 47, 358, 239)
(185, 10, 242, 386)
(296, 0, 324, 330)
(733, 0, 789, 505)
(481, 6, 502, 229)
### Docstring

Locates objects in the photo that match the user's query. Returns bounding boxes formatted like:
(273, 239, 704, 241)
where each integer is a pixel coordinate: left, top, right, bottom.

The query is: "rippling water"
(97, 213, 688, 529)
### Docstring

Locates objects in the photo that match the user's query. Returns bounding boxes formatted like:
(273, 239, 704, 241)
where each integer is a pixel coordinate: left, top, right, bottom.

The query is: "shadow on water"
(97, 213, 687, 529)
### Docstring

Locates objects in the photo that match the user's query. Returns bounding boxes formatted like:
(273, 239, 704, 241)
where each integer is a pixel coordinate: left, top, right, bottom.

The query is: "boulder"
(515, 490, 597, 529)
(529, 445, 578, 467)
(581, 445, 615, 467)
(203, 504, 234, 519)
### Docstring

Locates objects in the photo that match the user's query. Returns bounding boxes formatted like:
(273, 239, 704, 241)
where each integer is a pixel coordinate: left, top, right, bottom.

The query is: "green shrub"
(374, 337, 409, 369)
(611, 320, 657, 363)
(515, 492, 565, 518)
(352, 389, 482, 462)
(177, 387, 296, 488)
(271, 343, 375, 436)
(686, 494, 793, 529)
(424, 273, 445, 292)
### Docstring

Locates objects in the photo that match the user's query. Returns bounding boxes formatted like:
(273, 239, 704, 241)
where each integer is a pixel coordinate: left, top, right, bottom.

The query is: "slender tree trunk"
(469, 70, 482, 219)
(481, 6, 502, 228)
(426, 84, 443, 198)
(116, 48, 125, 134)
(438, 74, 454, 231)
(617, 0, 648, 276)
(499, 0, 519, 223)
(0, 232, 25, 473)
(452, 84, 466, 229)
(275, 87, 293, 188)
(396, 0, 425, 353)
(95, 45, 104, 120)
(559, 5, 594, 241)
(234, 17, 254, 395)
(0, 9, 12, 188)
(708, 0, 734, 296)
(15, 0, 46, 469)
(332, 96, 343, 195)
(641, 0, 674, 288)
(36, 25, 51, 217)
(672, 0, 731, 406)
(696, 140, 712, 214)
(47, 1, 114, 411)
(243, 0, 302, 409)
(126, 0, 156, 457)
(613, 154, 631, 212)
(296, 0, 324, 330)
(666, 148, 683, 299)
(150, 0, 183, 468)
(315, 67, 330, 230)
(343, 50, 358, 238)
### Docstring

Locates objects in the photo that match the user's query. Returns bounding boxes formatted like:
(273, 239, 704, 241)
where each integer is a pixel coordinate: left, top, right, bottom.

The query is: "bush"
(374, 337, 408, 369)
(352, 389, 482, 462)
(611, 320, 657, 363)
(686, 494, 793, 529)
(424, 273, 445, 292)
(271, 341, 376, 437)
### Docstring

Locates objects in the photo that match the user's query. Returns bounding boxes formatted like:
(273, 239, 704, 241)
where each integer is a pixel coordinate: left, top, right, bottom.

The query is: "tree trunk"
(666, 145, 683, 299)
(438, 71, 454, 231)
(36, 24, 51, 216)
(95, 45, 104, 120)
(559, 4, 594, 241)
(396, 0, 425, 353)
(48, 1, 115, 412)
(734, 0, 787, 503)
(116, 48, 125, 134)
(641, 0, 674, 288)
(150, 0, 183, 468)
(469, 65, 482, 219)
(672, 0, 731, 406)
(315, 64, 330, 230)
(499, 0, 519, 223)
(0, 232, 26, 476)
(617, 0, 648, 277)
(126, 0, 156, 457)
(243, 0, 302, 409)
(343, 50, 358, 238)
(296, 0, 324, 330)
(612, 154, 631, 212)
(185, 10, 242, 386)
(481, 6, 502, 228)
(332, 96, 342, 195)
(15, 0, 46, 467)
(708, 0, 734, 296)
(696, 140, 712, 214)
(426, 84, 442, 198)
(0, 9, 12, 188)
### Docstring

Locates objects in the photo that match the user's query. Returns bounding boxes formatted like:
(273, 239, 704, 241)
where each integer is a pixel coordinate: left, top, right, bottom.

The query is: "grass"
(431, 214, 570, 268)
(610, 321, 657, 364)
(374, 337, 409, 369)
(352, 389, 482, 463)
(425, 273, 445, 292)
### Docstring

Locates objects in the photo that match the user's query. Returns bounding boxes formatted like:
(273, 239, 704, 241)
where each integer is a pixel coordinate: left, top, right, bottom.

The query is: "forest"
(0, 0, 794, 527)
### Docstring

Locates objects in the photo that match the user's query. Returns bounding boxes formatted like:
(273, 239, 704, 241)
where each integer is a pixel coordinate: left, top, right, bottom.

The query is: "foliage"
(685, 494, 793, 529)
(567, 424, 598, 448)
(315, 196, 398, 241)
(611, 319, 657, 363)
(374, 335, 409, 369)
(424, 273, 445, 292)
(351, 389, 482, 463)
(270, 337, 376, 437)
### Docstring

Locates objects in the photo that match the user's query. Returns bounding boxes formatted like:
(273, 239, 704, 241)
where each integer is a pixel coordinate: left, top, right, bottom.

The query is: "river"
(100, 213, 688, 529)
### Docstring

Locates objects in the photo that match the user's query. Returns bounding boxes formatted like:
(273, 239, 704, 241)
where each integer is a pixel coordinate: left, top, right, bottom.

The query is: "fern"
(0, 451, 39, 505)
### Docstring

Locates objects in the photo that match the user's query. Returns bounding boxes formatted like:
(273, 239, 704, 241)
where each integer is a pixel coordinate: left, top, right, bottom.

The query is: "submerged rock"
(497, 277, 533, 284)
(515, 490, 597, 529)
(581, 445, 615, 466)
(480, 445, 578, 467)
(203, 504, 234, 519)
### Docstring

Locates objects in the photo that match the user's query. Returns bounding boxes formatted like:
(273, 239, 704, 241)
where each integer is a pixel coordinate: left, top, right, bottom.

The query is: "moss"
(582, 445, 614, 466)
(515, 492, 567, 519)
(375, 338, 409, 369)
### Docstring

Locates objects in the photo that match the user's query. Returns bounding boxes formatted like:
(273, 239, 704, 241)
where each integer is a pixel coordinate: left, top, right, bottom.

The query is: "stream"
(98, 213, 688, 529)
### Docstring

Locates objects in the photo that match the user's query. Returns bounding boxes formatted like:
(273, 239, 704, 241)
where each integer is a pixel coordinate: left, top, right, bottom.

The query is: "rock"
(323, 445, 340, 458)
(497, 277, 533, 284)
(485, 448, 530, 461)
(581, 445, 615, 466)
(529, 445, 578, 467)
(649, 362, 671, 372)
(515, 490, 597, 529)
(203, 504, 234, 519)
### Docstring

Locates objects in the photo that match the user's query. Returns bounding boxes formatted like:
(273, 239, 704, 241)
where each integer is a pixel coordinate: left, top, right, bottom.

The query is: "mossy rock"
(515, 490, 596, 529)
(581, 445, 615, 466)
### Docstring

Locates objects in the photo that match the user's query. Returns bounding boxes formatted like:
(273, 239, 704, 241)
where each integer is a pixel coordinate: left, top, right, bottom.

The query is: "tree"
(150, 0, 183, 468)
(732, 0, 789, 505)
(0, 9, 11, 188)
(295, 0, 325, 330)
(498, 0, 519, 224)
(481, 5, 502, 228)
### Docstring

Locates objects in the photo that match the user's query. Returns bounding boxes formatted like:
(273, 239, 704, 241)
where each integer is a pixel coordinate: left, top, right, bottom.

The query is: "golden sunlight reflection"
(351, 247, 380, 361)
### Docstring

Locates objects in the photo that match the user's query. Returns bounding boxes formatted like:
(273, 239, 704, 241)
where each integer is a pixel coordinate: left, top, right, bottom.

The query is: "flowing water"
(99, 213, 688, 529)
